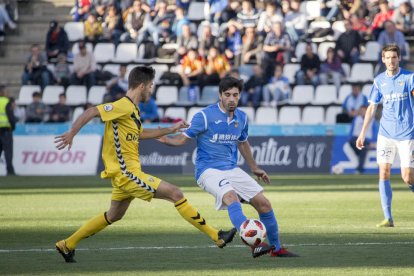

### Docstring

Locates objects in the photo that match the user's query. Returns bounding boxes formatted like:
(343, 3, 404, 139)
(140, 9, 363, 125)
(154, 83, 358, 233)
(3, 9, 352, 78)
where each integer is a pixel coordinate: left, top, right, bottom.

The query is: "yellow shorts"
(111, 170, 162, 202)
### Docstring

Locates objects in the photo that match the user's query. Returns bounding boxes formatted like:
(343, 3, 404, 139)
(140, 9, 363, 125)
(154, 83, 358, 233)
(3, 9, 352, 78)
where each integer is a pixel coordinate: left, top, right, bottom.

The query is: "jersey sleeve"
(238, 116, 249, 142)
(368, 80, 382, 104)
(184, 111, 206, 138)
(97, 98, 132, 122)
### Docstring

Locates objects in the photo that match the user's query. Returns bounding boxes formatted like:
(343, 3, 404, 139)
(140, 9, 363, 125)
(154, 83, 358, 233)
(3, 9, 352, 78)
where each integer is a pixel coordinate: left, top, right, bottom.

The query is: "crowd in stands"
(0, 0, 18, 42)
(14, 0, 414, 124)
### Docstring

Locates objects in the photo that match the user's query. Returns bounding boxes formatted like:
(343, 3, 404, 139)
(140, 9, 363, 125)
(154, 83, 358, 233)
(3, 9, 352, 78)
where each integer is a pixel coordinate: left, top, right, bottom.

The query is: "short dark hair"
(382, 44, 400, 58)
(32, 91, 41, 98)
(0, 85, 6, 96)
(128, 66, 155, 90)
(219, 77, 243, 94)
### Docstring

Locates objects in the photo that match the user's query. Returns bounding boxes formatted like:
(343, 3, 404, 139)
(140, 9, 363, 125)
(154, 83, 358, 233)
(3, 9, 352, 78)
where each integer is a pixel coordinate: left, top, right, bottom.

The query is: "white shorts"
(196, 167, 264, 210)
(376, 135, 414, 168)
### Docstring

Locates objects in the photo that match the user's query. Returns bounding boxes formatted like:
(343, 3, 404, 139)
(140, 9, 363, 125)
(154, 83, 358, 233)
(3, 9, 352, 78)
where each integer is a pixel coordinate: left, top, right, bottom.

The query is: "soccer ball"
(239, 219, 267, 247)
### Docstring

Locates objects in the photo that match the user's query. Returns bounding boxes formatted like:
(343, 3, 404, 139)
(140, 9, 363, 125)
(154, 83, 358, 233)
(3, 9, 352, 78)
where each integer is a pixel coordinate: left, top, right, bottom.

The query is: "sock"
(259, 210, 281, 251)
(65, 212, 111, 250)
(408, 184, 414, 192)
(379, 179, 393, 221)
(227, 202, 247, 231)
(175, 198, 219, 241)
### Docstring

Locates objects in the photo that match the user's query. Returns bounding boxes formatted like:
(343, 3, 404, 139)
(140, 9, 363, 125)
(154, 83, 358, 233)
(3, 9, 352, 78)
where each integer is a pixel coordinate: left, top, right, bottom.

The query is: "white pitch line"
(1, 241, 414, 253)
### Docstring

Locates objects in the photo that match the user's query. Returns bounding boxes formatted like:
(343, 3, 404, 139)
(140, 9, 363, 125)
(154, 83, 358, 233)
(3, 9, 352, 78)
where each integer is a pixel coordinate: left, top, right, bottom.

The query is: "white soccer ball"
(239, 219, 267, 247)
(332, 164, 344, 175)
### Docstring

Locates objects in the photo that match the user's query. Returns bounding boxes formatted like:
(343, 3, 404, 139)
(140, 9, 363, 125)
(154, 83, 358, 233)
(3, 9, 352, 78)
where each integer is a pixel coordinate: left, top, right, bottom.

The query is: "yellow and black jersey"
(97, 96, 143, 178)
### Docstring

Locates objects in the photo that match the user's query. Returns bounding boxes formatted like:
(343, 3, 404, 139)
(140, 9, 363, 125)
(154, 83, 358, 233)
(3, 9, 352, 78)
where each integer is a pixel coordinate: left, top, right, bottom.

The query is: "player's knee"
(402, 175, 414, 185)
(222, 191, 239, 205)
(256, 198, 272, 213)
(106, 212, 124, 222)
(379, 171, 391, 180)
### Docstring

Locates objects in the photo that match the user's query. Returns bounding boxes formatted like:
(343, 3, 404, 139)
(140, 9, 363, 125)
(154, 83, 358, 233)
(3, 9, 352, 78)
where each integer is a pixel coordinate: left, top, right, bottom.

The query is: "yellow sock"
(175, 198, 219, 241)
(65, 213, 111, 249)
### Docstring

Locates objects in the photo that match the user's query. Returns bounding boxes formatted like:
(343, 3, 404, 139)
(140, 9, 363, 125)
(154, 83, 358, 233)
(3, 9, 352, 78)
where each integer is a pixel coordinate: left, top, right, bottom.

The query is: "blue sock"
(408, 184, 414, 192)
(379, 179, 393, 220)
(227, 202, 247, 231)
(259, 210, 281, 251)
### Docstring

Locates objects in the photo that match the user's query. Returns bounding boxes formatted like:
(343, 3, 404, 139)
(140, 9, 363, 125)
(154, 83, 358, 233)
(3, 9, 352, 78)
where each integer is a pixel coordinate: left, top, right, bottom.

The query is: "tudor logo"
(103, 104, 113, 112)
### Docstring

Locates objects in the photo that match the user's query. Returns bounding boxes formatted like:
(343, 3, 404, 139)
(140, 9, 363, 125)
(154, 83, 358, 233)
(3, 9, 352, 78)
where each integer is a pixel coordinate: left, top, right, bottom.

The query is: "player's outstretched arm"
(54, 106, 100, 150)
(157, 133, 190, 146)
(356, 103, 377, 150)
(238, 140, 270, 184)
(140, 121, 189, 140)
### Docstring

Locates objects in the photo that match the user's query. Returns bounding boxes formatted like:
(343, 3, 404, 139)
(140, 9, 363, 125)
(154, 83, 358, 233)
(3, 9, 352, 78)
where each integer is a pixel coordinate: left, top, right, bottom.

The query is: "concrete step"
(0, 64, 24, 86)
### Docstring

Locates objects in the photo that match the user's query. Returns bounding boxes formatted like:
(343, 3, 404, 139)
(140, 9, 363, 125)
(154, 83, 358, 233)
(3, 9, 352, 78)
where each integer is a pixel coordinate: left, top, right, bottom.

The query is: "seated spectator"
(71, 0, 92, 21)
(377, 20, 407, 56)
(240, 27, 263, 66)
(296, 43, 321, 86)
(84, 13, 103, 43)
(284, 0, 307, 44)
(262, 21, 292, 82)
(70, 41, 96, 89)
(102, 5, 124, 45)
(138, 96, 159, 123)
(48, 93, 70, 123)
(105, 64, 128, 101)
(198, 22, 219, 58)
(45, 20, 69, 62)
(339, 0, 364, 20)
(392, 1, 414, 36)
(0, 1, 16, 41)
(208, 0, 228, 23)
(53, 53, 71, 88)
(120, 0, 149, 43)
(26, 91, 47, 123)
(257, 1, 283, 34)
(367, 0, 393, 39)
(220, 20, 242, 64)
(240, 65, 266, 108)
(335, 19, 362, 64)
(199, 46, 231, 87)
(171, 7, 189, 39)
(21, 44, 50, 89)
(176, 0, 190, 11)
(179, 48, 204, 86)
(319, 47, 345, 92)
(226, 67, 240, 79)
(176, 23, 198, 62)
(263, 64, 291, 107)
(337, 83, 368, 123)
(237, 0, 260, 29)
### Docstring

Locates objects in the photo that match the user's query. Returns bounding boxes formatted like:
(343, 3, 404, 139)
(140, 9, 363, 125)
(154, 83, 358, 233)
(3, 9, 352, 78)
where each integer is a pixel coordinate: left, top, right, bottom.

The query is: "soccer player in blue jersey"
(357, 44, 414, 227)
(158, 77, 298, 258)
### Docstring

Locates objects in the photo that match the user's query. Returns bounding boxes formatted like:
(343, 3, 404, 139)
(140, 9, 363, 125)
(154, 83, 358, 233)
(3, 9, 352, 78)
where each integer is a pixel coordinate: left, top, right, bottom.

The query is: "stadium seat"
(64, 22, 84, 41)
(348, 63, 374, 82)
(331, 20, 345, 40)
(94, 43, 115, 63)
(313, 85, 337, 105)
(71, 106, 84, 123)
(157, 107, 164, 119)
(238, 64, 255, 82)
(187, 107, 204, 122)
(42, 85, 65, 105)
(102, 64, 120, 76)
(300, 0, 321, 20)
(325, 106, 343, 124)
(308, 21, 331, 42)
(113, 43, 137, 63)
(155, 86, 178, 105)
(164, 107, 186, 121)
(362, 83, 372, 98)
(337, 84, 352, 104)
(302, 106, 325, 124)
(295, 42, 317, 60)
(17, 85, 41, 105)
(197, 86, 219, 106)
(278, 106, 300, 124)
(72, 42, 93, 56)
(318, 42, 336, 61)
(151, 64, 169, 84)
(255, 107, 277, 125)
(290, 85, 314, 105)
(283, 63, 300, 84)
(176, 86, 200, 106)
(65, 85, 87, 106)
(403, 42, 410, 61)
(360, 41, 381, 62)
(187, 1, 208, 21)
(169, 65, 180, 73)
(238, 106, 255, 123)
(342, 63, 351, 79)
(88, 86, 107, 105)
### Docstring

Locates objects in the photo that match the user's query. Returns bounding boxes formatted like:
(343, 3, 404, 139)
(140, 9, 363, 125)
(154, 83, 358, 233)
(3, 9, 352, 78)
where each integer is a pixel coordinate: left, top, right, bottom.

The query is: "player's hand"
(356, 136, 365, 150)
(157, 135, 168, 144)
(169, 120, 189, 134)
(54, 131, 75, 151)
(252, 168, 270, 184)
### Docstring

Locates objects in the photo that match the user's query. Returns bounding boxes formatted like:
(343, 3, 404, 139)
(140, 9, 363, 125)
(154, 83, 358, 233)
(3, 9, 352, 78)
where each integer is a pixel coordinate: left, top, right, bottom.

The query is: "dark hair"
(32, 91, 41, 97)
(382, 44, 400, 58)
(128, 66, 155, 90)
(219, 77, 243, 94)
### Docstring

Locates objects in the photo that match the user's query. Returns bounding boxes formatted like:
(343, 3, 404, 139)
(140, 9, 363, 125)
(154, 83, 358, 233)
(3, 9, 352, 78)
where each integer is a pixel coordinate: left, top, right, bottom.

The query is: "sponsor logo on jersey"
(126, 133, 139, 141)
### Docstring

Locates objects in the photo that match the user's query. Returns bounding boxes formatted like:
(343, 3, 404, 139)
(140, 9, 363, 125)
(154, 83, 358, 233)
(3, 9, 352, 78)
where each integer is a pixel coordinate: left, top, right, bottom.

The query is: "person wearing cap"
(45, 20, 69, 62)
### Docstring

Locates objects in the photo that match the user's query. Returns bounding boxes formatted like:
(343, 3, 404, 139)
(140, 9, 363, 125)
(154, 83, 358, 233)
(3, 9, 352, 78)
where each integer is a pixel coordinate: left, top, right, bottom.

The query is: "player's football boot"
(252, 242, 275, 258)
(216, 228, 237, 248)
(408, 184, 414, 192)
(55, 240, 76, 263)
(376, 219, 394, 228)
(270, 246, 299, 257)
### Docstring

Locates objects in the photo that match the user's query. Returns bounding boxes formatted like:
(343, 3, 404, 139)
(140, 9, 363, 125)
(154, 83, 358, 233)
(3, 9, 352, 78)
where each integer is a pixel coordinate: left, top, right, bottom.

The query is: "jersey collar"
(217, 103, 239, 125)
(385, 67, 401, 79)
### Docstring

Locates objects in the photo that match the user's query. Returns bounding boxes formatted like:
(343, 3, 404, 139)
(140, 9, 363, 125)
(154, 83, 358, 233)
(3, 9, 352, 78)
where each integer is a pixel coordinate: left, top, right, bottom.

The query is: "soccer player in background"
(54, 66, 236, 263)
(357, 44, 414, 227)
(158, 77, 298, 258)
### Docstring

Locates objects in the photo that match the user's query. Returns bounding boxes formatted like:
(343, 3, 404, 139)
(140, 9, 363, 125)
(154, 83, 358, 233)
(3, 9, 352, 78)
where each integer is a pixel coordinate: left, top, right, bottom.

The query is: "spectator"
(208, 0, 228, 23)
(45, 20, 69, 62)
(226, 67, 240, 79)
(176, 0, 191, 11)
(179, 48, 204, 86)
(319, 47, 345, 92)
(105, 64, 128, 101)
(53, 53, 71, 88)
(70, 41, 96, 89)
(237, 0, 260, 29)
(171, 7, 189, 39)
(335, 19, 362, 64)
(257, 1, 283, 34)
(84, 13, 103, 43)
(121, 0, 149, 43)
(263, 64, 291, 107)
(71, 0, 92, 21)
(377, 20, 407, 56)
(0, 1, 16, 41)
(21, 44, 50, 89)
(339, 0, 364, 20)
(368, 0, 394, 39)
(138, 96, 159, 123)
(25, 91, 47, 123)
(11, 96, 25, 123)
(284, 0, 307, 44)
(176, 23, 198, 62)
(199, 46, 231, 87)
(240, 65, 266, 108)
(392, 1, 414, 36)
(218, 0, 239, 25)
(0, 85, 16, 175)
(198, 22, 219, 58)
(262, 21, 292, 82)
(220, 20, 242, 64)
(240, 26, 263, 66)
(102, 5, 124, 45)
(337, 83, 368, 123)
(48, 93, 70, 123)
(296, 43, 321, 86)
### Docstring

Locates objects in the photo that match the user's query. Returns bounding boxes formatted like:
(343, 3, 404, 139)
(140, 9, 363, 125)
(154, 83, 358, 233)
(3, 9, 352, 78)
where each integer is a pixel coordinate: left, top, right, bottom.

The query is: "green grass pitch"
(1, 174, 413, 275)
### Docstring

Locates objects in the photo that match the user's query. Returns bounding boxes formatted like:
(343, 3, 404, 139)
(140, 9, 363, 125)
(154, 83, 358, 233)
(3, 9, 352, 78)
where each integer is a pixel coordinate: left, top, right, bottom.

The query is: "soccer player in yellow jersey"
(54, 66, 236, 263)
